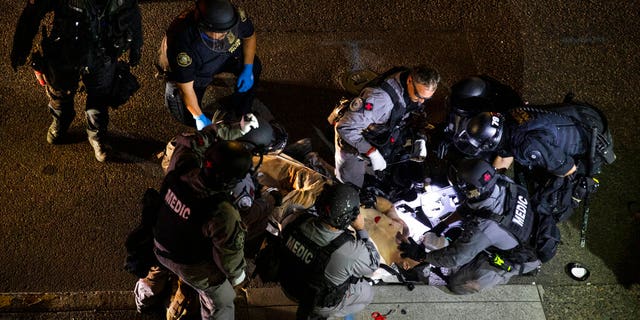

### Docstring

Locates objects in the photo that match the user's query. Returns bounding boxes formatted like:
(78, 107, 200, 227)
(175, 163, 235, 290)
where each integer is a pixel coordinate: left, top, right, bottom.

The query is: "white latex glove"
(368, 149, 387, 171)
(412, 139, 427, 160)
(231, 270, 246, 286)
(240, 113, 259, 135)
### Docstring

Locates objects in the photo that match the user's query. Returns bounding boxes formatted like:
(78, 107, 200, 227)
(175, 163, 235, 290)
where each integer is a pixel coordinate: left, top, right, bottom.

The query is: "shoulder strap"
(323, 231, 353, 254)
(379, 81, 406, 129)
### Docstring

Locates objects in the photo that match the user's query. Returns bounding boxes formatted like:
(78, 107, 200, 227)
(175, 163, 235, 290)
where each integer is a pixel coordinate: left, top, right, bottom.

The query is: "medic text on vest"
(512, 195, 528, 227)
(165, 189, 191, 219)
(285, 236, 314, 264)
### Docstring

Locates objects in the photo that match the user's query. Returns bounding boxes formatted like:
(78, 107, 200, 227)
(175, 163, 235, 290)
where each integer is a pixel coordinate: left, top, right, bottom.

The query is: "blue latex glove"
(237, 64, 254, 93)
(193, 113, 212, 131)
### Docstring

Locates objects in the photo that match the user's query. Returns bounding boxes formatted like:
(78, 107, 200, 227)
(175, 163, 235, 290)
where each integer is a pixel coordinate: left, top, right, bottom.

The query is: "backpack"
(124, 188, 162, 278)
(253, 233, 282, 283)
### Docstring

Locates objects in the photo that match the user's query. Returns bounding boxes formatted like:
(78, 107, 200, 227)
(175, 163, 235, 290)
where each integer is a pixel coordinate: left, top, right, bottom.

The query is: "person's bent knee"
(448, 280, 482, 295)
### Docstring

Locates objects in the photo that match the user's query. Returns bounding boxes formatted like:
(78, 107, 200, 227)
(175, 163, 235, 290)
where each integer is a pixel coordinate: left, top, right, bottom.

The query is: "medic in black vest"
(399, 159, 541, 295)
(277, 183, 380, 319)
(137, 140, 252, 319)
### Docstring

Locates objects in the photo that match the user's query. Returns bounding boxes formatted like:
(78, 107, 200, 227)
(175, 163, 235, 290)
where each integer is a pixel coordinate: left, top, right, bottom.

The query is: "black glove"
(398, 238, 427, 262)
(430, 222, 447, 236)
(572, 176, 599, 204)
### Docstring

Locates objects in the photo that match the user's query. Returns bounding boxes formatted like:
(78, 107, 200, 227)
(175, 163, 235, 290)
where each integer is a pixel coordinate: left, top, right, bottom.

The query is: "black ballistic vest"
(489, 183, 535, 249)
(153, 172, 226, 264)
(278, 216, 354, 308)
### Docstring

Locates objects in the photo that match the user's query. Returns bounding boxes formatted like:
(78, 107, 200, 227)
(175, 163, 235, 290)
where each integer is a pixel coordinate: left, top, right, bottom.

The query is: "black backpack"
(253, 233, 282, 283)
(124, 188, 162, 278)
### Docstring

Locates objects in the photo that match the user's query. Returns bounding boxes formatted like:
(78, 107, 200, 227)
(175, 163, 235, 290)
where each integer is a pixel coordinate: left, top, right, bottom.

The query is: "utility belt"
(485, 250, 513, 272)
(485, 249, 536, 275)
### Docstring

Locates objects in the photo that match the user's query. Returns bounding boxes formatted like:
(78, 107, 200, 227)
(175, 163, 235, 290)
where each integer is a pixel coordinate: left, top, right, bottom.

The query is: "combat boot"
(46, 117, 63, 144)
(87, 130, 110, 162)
(46, 106, 75, 144)
(166, 278, 198, 320)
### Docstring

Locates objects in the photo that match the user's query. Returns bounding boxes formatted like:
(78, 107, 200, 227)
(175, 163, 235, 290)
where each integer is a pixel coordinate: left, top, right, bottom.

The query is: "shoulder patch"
(226, 32, 237, 45)
(510, 109, 532, 125)
(176, 52, 192, 67)
(238, 7, 247, 22)
(349, 97, 363, 111)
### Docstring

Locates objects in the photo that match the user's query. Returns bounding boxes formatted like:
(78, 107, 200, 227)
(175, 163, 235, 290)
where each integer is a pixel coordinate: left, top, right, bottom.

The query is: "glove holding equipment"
(367, 148, 387, 171)
(194, 113, 212, 131)
(398, 237, 427, 262)
(237, 64, 254, 92)
(572, 176, 599, 204)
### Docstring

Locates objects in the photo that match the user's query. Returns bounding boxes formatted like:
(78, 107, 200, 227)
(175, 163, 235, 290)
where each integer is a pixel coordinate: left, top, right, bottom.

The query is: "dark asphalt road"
(1, 0, 639, 319)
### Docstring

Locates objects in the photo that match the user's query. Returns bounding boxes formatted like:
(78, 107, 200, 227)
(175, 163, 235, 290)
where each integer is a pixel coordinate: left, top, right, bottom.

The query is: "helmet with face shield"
(451, 112, 505, 157)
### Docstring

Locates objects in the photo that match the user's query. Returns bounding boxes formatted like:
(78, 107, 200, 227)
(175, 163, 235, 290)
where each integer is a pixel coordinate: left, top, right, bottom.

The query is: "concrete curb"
(1, 284, 546, 320)
(0, 291, 136, 313)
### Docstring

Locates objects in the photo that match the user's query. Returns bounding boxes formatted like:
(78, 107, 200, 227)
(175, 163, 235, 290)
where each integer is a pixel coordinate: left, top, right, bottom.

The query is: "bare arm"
(493, 155, 514, 170)
(176, 81, 203, 117)
(563, 164, 577, 177)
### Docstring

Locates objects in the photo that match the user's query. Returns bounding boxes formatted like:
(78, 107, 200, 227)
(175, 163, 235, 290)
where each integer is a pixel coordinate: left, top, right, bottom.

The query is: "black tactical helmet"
(316, 183, 360, 230)
(196, 0, 238, 32)
(201, 140, 252, 189)
(449, 76, 491, 117)
(452, 112, 504, 157)
(237, 116, 288, 155)
(448, 158, 498, 202)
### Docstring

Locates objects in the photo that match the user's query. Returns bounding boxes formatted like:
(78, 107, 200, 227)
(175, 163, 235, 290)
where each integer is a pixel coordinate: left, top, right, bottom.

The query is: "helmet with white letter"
(452, 112, 505, 157)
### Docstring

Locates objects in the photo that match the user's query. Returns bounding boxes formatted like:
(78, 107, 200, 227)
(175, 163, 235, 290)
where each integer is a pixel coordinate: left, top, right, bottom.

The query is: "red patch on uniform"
(195, 135, 204, 146)
(483, 172, 492, 182)
(374, 216, 381, 223)
(364, 103, 373, 110)
(390, 137, 395, 143)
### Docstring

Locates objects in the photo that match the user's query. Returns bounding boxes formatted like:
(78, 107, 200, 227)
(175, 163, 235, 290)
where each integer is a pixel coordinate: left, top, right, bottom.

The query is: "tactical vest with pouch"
(278, 215, 355, 308)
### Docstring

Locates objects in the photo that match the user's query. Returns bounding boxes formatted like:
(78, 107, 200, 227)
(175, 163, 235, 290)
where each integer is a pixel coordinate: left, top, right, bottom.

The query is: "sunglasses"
(412, 81, 431, 100)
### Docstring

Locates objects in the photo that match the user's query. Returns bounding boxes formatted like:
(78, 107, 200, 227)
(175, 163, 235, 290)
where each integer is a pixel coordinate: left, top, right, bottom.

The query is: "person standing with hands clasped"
(160, 0, 260, 130)
(10, 0, 143, 162)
